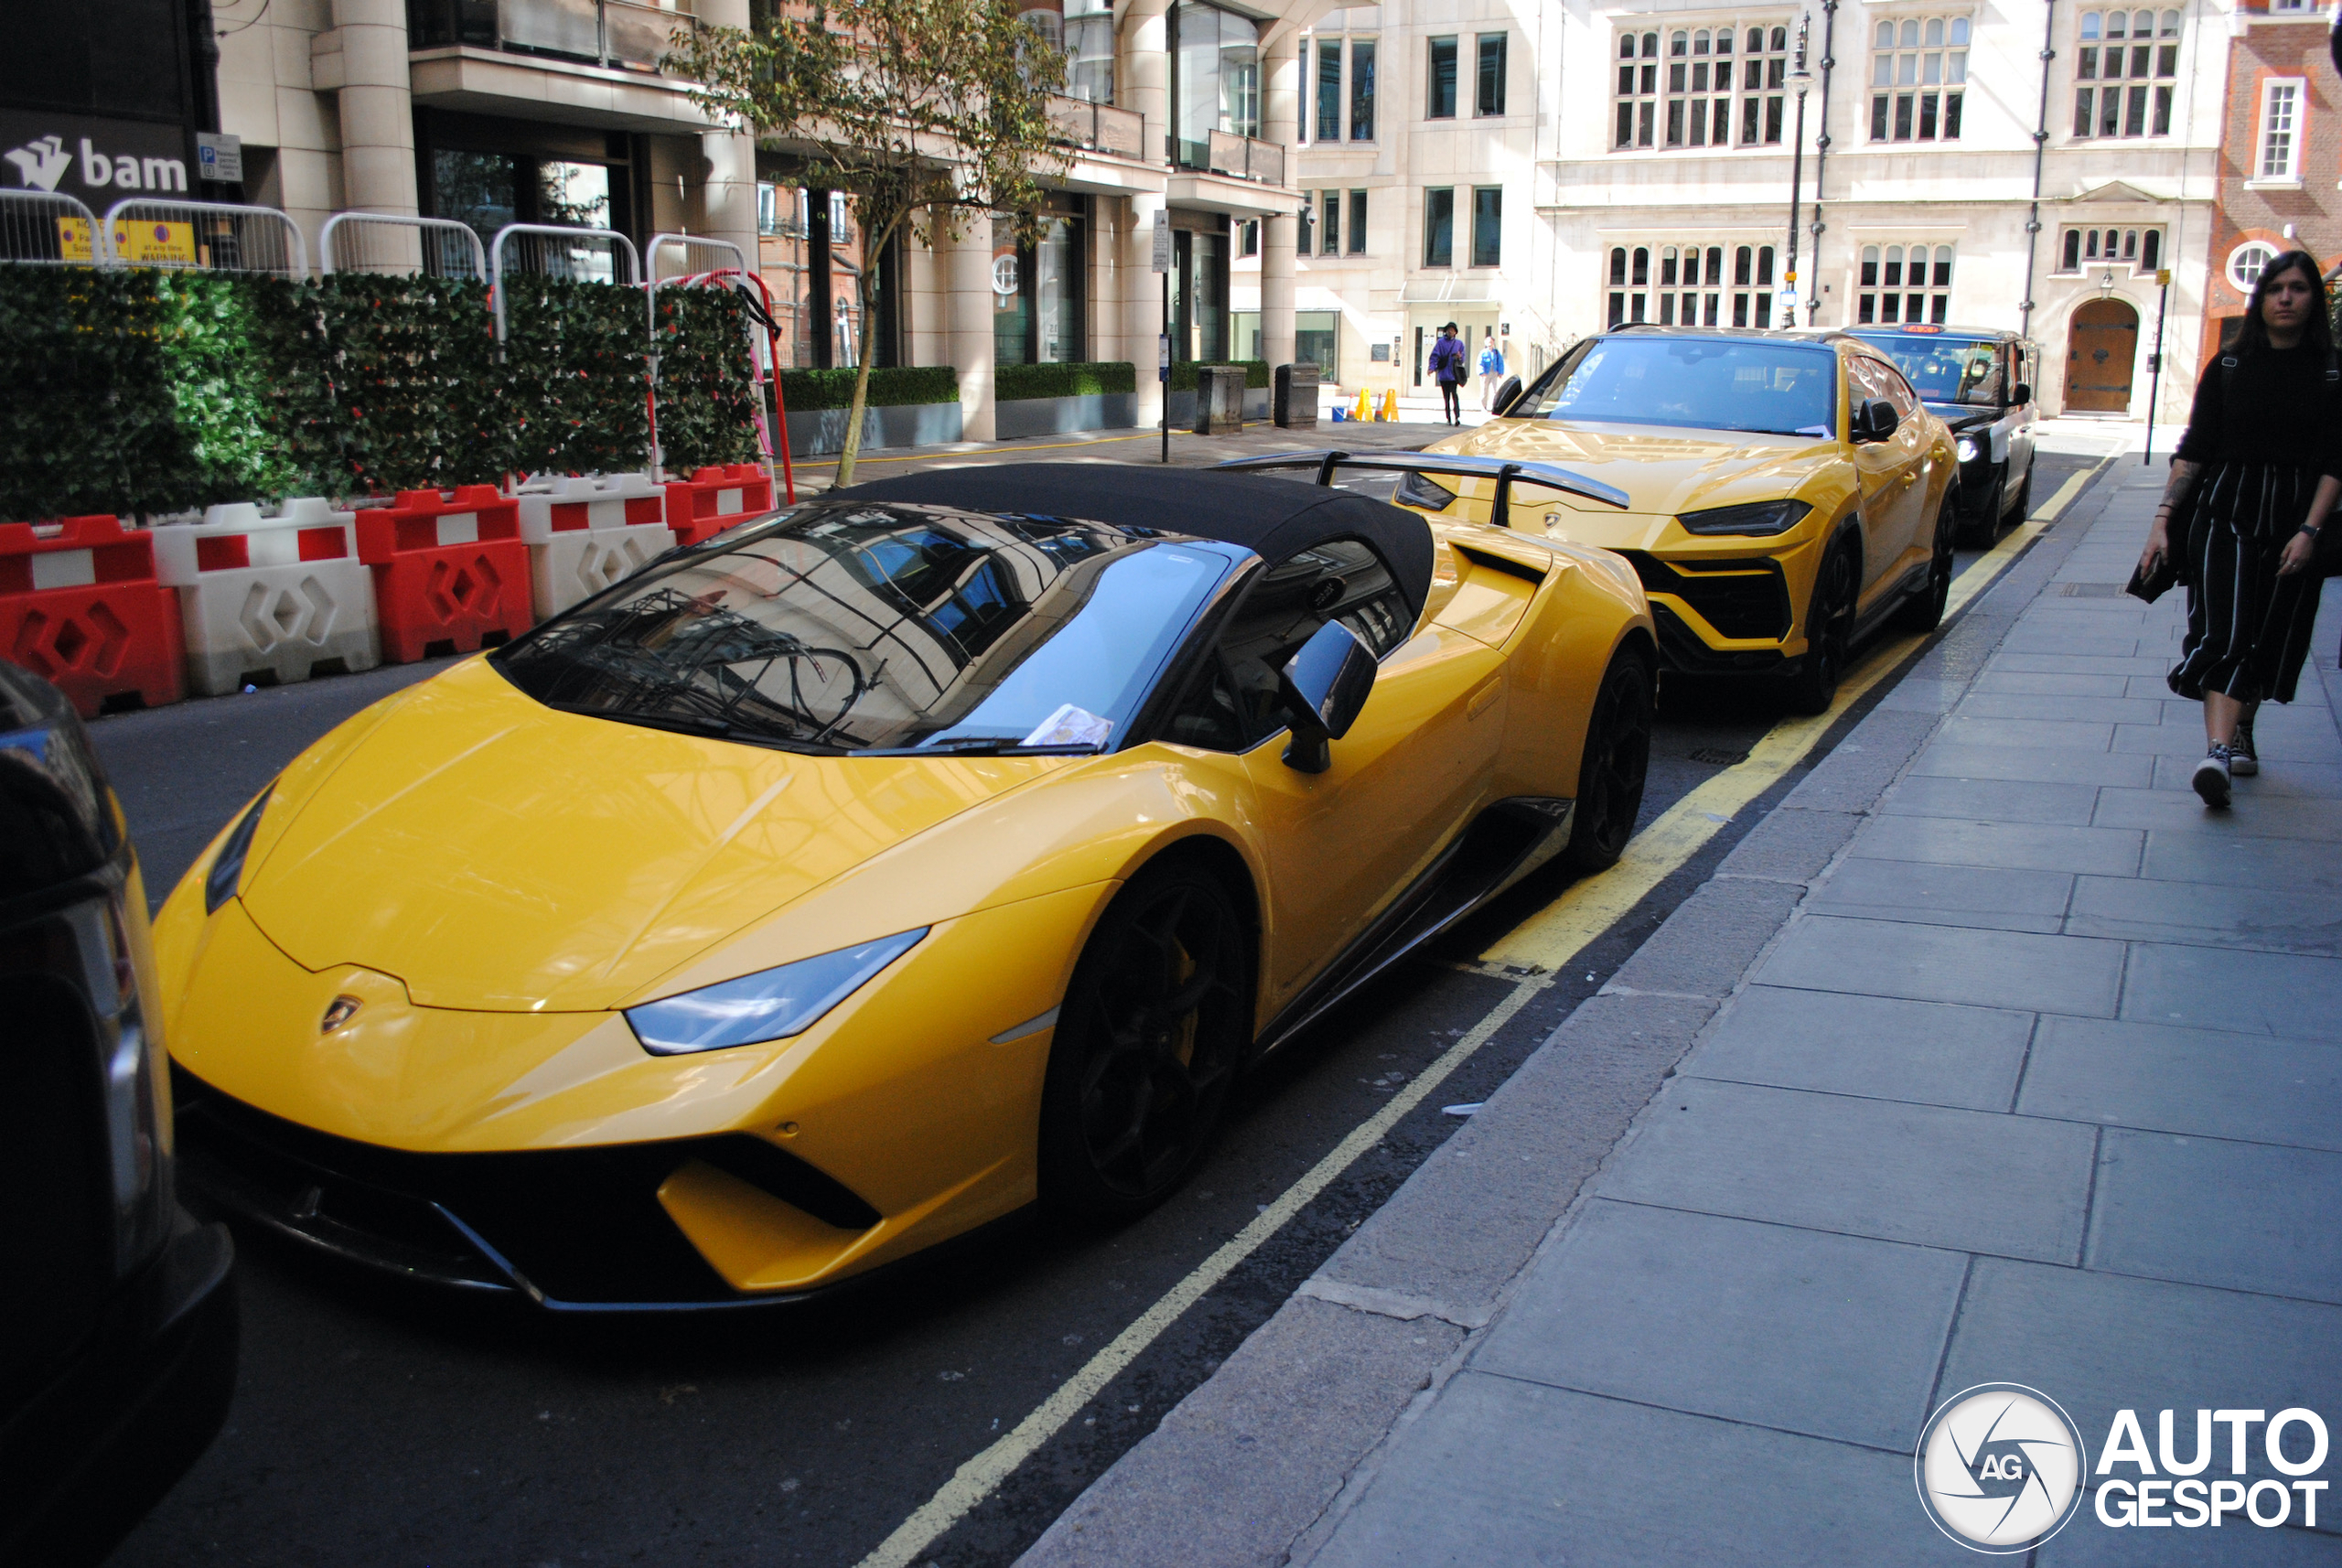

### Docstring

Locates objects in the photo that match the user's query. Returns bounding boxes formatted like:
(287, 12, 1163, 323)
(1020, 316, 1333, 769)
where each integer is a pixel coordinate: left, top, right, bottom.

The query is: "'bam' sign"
(0, 112, 194, 202)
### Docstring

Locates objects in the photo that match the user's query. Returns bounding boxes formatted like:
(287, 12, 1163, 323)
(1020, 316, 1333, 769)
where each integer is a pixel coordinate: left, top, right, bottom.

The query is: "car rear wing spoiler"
(1214, 451, 1633, 527)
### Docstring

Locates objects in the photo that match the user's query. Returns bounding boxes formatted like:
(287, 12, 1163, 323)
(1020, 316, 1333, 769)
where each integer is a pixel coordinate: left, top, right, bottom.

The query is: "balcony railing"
(1047, 95, 1147, 161)
(406, 0, 699, 73)
(1197, 131, 1285, 188)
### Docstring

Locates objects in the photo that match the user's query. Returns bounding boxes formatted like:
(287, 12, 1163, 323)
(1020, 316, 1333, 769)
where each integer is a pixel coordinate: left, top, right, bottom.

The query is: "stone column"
(329, 0, 419, 221)
(693, 0, 763, 280)
(1261, 30, 1300, 372)
(943, 211, 996, 442)
(1124, 191, 1167, 429)
(1120, 0, 1171, 428)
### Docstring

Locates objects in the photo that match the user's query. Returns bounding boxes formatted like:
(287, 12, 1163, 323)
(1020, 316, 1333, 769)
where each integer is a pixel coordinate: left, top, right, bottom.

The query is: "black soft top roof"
(833, 462, 1436, 622)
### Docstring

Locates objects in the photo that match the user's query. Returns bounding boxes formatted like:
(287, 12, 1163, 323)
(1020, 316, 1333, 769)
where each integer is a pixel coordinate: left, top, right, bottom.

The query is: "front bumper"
(0, 1217, 238, 1566)
(172, 1067, 883, 1311)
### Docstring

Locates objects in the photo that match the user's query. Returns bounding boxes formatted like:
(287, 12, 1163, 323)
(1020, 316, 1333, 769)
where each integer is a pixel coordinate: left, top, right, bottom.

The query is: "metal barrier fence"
(320, 211, 489, 282)
(0, 188, 102, 266)
(490, 222, 641, 341)
(98, 199, 307, 276)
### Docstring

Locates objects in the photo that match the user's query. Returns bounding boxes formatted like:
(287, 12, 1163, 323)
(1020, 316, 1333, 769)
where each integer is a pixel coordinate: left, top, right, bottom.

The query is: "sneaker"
(2193, 744, 2232, 807)
(2230, 708, 2260, 777)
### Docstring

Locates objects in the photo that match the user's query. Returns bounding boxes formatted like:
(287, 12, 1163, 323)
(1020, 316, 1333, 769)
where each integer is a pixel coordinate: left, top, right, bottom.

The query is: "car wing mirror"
(2010, 382, 2033, 407)
(1279, 619, 1377, 774)
(1492, 374, 1524, 415)
(1852, 397, 1899, 443)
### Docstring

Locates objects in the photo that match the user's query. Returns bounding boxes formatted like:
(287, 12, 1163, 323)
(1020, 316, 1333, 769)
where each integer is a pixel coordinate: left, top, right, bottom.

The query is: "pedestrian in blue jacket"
(1430, 323, 1466, 424)
(1478, 332, 1507, 411)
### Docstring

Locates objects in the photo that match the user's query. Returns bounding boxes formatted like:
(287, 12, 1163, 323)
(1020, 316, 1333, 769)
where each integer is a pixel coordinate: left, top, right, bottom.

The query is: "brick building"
(2198, 0, 2338, 371)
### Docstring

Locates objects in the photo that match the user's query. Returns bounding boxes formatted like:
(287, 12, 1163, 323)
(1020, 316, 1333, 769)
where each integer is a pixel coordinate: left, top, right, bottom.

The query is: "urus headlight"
(1676, 499, 1812, 537)
(203, 786, 274, 914)
(626, 928, 929, 1055)
(1395, 469, 1456, 511)
(1955, 435, 1982, 463)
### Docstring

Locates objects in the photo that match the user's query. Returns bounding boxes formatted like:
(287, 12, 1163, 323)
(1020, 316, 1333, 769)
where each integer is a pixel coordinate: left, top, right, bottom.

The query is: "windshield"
(1512, 336, 1838, 437)
(1857, 335, 2002, 406)
(492, 503, 1243, 756)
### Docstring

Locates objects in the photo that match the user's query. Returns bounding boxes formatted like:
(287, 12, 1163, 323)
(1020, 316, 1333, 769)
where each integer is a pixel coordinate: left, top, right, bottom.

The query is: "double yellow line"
(1480, 464, 2099, 972)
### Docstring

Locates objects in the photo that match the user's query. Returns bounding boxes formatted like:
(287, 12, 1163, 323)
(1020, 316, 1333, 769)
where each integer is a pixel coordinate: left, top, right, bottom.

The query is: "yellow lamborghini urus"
(156, 463, 1652, 1309)
(1402, 327, 1959, 713)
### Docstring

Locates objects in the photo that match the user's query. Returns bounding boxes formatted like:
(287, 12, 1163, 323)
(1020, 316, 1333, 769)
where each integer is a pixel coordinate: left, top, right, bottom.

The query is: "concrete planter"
(784, 402, 962, 456)
(994, 392, 1143, 440)
(1165, 387, 1269, 428)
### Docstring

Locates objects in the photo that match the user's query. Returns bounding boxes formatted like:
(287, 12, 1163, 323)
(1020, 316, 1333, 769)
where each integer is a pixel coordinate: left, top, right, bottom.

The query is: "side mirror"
(1850, 397, 1900, 443)
(1279, 619, 1377, 774)
(2010, 382, 2033, 407)
(1491, 374, 1524, 415)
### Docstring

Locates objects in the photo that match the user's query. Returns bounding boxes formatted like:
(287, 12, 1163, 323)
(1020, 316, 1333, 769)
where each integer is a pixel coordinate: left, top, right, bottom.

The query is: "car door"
(1865, 353, 1935, 587)
(1158, 538, 1506, 1007)
(2004, 342, 2037, 490)
(1843, 352, 1921, 609)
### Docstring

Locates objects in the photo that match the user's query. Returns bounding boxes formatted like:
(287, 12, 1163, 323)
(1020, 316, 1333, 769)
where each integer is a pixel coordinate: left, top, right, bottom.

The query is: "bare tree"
(673, 0, 1068, 486)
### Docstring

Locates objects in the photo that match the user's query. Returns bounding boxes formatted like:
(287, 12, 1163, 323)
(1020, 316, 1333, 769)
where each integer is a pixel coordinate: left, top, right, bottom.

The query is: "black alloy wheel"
(1785, 542, 1855, 715)
(1563, 650, 1654, 874)
(2010, 465, 2033, 524)
(1960, 467, 2004, 549)
(1895, 495, 1958, 634)
(1038, 863, 1250, 1219)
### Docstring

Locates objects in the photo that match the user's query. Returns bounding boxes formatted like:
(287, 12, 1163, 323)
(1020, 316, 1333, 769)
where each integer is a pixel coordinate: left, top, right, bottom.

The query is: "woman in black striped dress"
(2139, 251, 2342, 807)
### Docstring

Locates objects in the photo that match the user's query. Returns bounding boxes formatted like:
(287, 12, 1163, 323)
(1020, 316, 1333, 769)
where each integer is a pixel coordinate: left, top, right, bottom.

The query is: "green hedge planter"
(779, 365, 961, 411)
(1166, 360, 1269, 393)
(994, 360, 1138, 401)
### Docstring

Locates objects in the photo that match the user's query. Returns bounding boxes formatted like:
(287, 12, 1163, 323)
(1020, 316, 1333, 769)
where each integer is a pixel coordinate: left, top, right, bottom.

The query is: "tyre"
(1563, 650, 1654, 874)
(2010, 465, 2033, 522)
(1894, 495, 1957, 635)
(1785, 542, 1855, 716)
(1958, 467, 2003, 549)
(1037, 861, 1250, 1220)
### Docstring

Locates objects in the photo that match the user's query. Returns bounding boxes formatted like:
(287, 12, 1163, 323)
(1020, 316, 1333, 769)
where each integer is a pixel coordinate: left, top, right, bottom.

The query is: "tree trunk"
(833, 210, 900, 489)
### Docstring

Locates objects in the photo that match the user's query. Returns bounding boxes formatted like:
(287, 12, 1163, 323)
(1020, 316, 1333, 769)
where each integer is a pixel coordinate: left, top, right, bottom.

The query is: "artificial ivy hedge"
(0, 265, 762, 521)
(1166, 359, 1269, 392)
(994, 361, 1136, 402)
(778, 365, 961, 412)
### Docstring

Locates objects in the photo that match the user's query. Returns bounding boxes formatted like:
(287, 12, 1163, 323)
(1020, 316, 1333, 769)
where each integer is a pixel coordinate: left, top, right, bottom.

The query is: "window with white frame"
(2258, 78, 2304, 181)
(2229, 241, 2279, 293)
(2057, 226, 2165, 274)
(2073, 9, 2179, 139)
(1870, 16, 1969, 141)
(1303, 16, 1379, 144)
(1856, 243, 1956, 325)
(1606, 241, 1780, 327)
(1613, 22, 1789, 150)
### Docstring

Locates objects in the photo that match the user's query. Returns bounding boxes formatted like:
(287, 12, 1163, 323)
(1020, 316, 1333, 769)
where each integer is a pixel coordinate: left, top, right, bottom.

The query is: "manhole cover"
(2059, 582, 2126, 597)
(1689, 746, 1750, 765)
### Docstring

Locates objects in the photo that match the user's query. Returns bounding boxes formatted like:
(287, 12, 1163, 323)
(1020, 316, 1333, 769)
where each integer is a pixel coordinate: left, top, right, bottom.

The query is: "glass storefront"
(1173, 2, 1261, 167)
(1171, 229, 1227, 362)
(992, 209, 1087, 366)
(1295, 310, 1338, 378)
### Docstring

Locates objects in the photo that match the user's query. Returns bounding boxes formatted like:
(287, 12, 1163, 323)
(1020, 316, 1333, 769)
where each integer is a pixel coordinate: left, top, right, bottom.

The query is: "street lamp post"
(1783, 16, 1812, 326)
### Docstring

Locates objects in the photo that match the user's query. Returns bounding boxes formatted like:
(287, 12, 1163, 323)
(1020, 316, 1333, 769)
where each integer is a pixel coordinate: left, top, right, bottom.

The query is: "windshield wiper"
(880, 736, 1105, 757)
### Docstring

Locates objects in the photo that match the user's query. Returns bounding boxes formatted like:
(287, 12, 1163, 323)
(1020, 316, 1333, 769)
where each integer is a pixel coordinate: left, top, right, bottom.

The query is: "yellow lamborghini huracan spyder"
(1402, 327, 1959, 714)
(156, 463, 1652, 1309)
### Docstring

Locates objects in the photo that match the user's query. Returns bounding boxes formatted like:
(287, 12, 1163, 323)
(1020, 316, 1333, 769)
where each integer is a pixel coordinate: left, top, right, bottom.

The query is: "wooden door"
(2065, 299, 2140, 413)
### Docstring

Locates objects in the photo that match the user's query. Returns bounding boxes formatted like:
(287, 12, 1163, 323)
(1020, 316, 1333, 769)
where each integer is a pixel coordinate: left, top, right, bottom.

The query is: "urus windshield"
(493, 502, 1244, 756)
(1511, 336, 1839, 438)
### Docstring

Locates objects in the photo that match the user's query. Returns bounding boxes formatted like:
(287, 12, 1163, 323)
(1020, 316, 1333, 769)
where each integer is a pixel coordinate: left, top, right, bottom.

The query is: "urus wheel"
(1563, 650, 1654, 875)
(1896, 495, 1957, 634)
(1786, 542, 1855, 715)
(1038, 862, 1250, 1219)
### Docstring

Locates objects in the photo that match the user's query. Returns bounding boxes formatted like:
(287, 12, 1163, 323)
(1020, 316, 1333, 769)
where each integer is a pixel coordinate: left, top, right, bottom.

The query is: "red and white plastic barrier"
(512, 473, 675, 619)
(663, 464, 775, 550)
(0, 514, 185, 717)
(354, 486, 532, 664)
(153, 498, 381, 695)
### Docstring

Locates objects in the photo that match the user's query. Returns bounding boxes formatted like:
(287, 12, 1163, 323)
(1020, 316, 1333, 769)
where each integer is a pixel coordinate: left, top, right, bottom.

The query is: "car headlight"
(625, 928, 929, 1055)
(1956, 436, 1981, 463)
(1395, 470, 1456, 511)
(1675, 499, 1812, 537)
(203, 786, 274, 914)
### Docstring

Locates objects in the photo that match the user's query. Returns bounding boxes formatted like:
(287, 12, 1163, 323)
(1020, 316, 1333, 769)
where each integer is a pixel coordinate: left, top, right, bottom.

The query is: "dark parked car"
(1851, 325, 2040, 545)
(0, 663, 236, 1566)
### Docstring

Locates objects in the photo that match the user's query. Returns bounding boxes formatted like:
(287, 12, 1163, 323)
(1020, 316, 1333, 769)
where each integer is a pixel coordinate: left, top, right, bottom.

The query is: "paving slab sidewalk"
(1018, 463, 2342, 1564)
